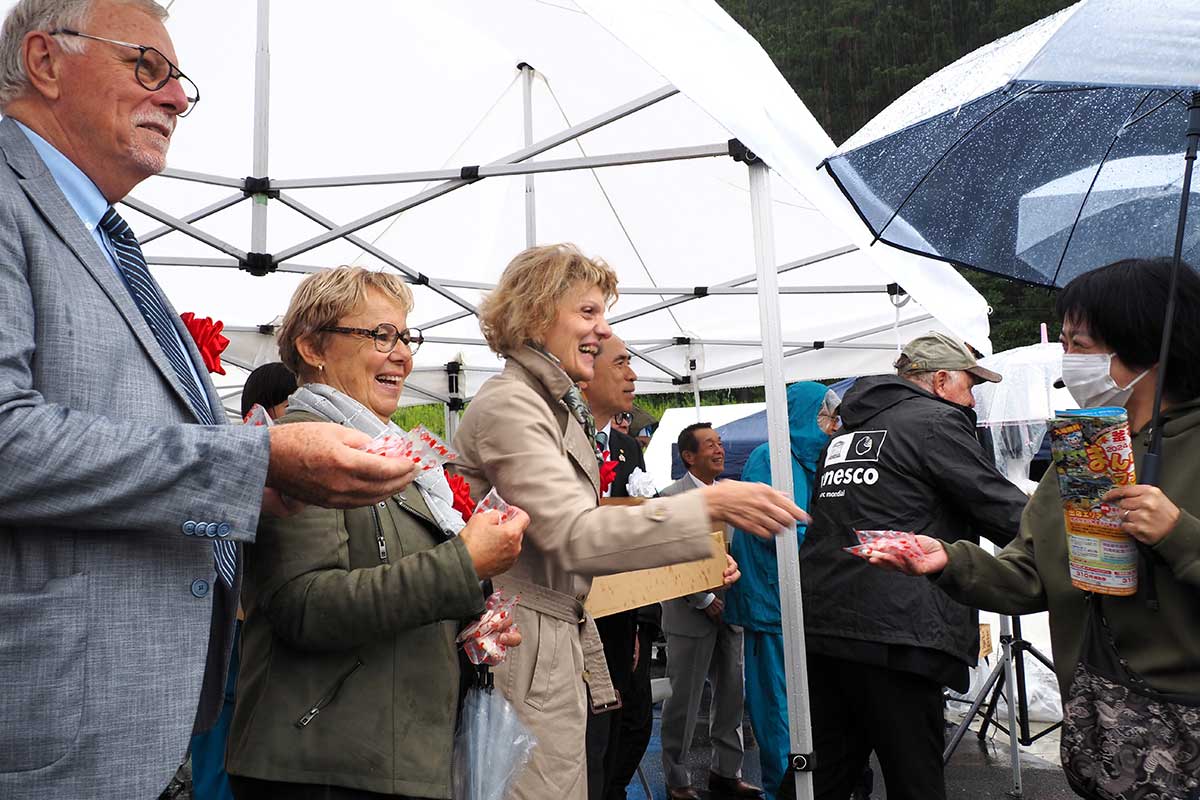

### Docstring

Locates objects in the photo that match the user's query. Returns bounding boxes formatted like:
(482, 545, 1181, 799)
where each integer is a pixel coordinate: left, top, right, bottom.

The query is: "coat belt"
(494, 576, 621, 713)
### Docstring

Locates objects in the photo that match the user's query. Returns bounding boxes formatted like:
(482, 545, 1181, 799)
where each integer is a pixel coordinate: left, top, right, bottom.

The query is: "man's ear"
(932, 369, 951, 398)
(22, 31, 64, 101)
(680, 449, 696, 468)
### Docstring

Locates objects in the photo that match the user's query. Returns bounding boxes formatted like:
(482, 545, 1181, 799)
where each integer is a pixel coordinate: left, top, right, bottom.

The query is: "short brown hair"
(478, 244, 618, 355)
(276, 266, 415, 379)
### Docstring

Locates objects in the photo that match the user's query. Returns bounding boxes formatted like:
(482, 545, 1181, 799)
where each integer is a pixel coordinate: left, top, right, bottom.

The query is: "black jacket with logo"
(799, 374, 1027, 684)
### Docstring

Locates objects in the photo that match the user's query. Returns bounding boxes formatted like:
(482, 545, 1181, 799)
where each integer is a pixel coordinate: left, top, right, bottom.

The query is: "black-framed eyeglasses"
(320, 323, 424, 355)
(49, 28, 200, 116)
(615, 411, 634, 424)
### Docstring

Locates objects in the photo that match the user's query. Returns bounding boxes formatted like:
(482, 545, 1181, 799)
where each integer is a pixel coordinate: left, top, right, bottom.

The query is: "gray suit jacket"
(0, 117, 270, 799)
(659, 474, 722, 638)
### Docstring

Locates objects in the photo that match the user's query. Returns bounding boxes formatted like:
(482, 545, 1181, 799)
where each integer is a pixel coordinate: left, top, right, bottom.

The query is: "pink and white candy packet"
(357, 423, 457, 472)
(457, 591, 520, 666)
(472, 487, 518, 523)
(844, 529, 926, 562)
(242, 404, 273, 427)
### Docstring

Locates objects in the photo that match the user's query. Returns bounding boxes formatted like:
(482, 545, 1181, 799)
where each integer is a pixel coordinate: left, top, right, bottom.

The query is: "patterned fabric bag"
(1061, 594, 1200, 800)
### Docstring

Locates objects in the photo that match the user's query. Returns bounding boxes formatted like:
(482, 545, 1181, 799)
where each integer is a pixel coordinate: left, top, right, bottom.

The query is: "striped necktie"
(594, 429, 609, 458)
(99, 207, 237, 588)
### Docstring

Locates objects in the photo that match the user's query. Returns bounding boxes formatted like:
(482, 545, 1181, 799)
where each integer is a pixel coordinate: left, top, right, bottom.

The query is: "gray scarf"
(288, 383, 466, 535)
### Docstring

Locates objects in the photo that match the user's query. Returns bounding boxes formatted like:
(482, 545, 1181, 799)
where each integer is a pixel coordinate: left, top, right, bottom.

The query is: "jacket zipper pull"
(297, 707, 320, 727)
(372, 503, 389, 562)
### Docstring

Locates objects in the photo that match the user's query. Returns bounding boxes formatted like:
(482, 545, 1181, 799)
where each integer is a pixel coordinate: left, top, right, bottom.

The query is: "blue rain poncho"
(725, 381, 833, 632)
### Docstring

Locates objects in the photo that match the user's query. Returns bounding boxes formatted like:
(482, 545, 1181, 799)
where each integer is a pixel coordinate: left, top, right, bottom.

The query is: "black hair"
(241, 362, 298, 417)
(1057, 258, 1200, 403)
(677, 422, 713, 455)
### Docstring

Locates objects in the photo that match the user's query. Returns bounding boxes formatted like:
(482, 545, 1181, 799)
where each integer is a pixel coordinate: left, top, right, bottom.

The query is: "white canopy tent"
(37, 1, 998, 794)
(106, 0, 993, 422)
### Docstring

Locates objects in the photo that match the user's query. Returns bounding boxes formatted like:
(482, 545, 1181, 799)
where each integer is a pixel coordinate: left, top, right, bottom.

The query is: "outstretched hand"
(862, 534, 948, 576)
(266, 423, 419, 508)
(702, 480, 809, 538)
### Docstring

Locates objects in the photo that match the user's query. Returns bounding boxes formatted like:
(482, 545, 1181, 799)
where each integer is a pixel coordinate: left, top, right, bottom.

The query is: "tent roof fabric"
(86, 0, 990, 417)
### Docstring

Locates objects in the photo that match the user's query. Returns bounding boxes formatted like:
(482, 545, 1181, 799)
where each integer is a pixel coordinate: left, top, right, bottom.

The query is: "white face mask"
(1061, 353, 1150, 409)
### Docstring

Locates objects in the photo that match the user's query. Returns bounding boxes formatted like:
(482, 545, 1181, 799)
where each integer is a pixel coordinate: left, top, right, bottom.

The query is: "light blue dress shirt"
(15, 120, 205, 388)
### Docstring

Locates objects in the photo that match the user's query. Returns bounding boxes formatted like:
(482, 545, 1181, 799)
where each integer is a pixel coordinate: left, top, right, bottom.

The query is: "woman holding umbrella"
(867, 258, 1200, 796)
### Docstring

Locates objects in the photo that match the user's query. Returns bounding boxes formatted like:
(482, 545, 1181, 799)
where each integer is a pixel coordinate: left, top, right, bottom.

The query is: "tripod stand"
(942, 615, 1060, 798)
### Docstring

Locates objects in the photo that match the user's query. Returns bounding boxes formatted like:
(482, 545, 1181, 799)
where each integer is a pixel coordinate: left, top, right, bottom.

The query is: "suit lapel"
(1, 119, 206, 422)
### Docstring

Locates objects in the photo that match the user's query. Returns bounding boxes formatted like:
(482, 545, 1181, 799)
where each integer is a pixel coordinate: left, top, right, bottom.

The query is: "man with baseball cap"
(782, 331, 1026, 800)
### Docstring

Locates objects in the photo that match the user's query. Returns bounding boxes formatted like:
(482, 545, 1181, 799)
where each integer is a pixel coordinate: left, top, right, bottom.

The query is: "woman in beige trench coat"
(452, 244, 806, 800)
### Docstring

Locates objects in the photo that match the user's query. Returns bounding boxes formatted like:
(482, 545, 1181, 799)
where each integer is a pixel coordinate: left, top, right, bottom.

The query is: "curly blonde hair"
(478, 244, 618, 355)
(277, 266, 415, 380)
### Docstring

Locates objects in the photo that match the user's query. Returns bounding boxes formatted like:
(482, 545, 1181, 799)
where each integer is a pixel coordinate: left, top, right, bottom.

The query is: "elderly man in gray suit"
(660, 422, 763, 800)
(0, 1, 417, 798)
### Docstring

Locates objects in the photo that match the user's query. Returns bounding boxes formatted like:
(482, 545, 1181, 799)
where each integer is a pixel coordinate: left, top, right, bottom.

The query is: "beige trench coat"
(452, 346, 715, 800)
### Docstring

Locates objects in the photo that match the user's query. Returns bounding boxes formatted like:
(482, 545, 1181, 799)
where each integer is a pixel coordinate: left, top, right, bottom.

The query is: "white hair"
(0, 0, 168, 108)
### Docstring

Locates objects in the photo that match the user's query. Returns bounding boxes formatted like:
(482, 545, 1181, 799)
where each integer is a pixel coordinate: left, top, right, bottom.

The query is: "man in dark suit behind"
(582, 334, 655, 799)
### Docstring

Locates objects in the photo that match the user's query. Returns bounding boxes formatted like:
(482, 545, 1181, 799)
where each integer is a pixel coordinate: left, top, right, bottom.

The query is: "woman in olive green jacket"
(865, 259, 1200, 791)
(225, 267, 527, 800)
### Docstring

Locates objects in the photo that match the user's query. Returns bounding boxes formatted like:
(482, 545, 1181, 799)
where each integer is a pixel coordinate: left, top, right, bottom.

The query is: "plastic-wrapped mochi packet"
(843, 529, 925, 562)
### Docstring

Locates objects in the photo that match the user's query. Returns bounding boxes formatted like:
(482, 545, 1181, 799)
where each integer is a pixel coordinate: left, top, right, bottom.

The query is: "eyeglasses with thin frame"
(320, 323, 424, 355)
(49, 28, 200, 116)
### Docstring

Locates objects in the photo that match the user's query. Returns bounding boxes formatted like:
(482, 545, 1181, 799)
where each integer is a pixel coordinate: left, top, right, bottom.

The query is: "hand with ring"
(1103, 485, 1181, 546)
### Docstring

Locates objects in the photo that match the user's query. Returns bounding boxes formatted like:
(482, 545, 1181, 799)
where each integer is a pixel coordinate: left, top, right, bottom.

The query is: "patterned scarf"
(286, 383, 466, 534)
(528, 344, 604, 461)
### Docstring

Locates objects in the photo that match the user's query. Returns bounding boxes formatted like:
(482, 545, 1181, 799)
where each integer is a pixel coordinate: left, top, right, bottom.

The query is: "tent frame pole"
(522, 63, 536, 247)
(250, 0, 270, 253)
(748, 158, 815, 800)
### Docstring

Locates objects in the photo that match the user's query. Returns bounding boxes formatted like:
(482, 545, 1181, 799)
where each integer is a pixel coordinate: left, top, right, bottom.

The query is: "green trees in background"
(718, 0, 1070, 353)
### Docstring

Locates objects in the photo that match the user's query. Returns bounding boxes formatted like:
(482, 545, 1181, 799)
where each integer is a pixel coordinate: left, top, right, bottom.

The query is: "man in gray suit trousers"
(0, 2, 416, 797)
(660, 423, 763, 800)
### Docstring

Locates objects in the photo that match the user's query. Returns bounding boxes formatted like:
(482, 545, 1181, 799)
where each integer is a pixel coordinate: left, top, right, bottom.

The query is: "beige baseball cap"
(895, 331, 1002, 383)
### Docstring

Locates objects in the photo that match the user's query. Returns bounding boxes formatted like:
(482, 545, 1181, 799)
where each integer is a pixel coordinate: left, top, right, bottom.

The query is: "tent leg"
(522, 63, 536, 248)
(250, 0, 270, 253)
(748, 159, 814, 800)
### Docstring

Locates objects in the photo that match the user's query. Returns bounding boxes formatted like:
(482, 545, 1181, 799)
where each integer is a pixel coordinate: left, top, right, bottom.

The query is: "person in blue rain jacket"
(725, 382, 840, 799)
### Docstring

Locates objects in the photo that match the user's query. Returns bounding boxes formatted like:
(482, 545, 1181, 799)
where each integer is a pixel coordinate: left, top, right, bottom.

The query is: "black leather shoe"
(666, 785, 702, 800)
(708, 771, 764, 799)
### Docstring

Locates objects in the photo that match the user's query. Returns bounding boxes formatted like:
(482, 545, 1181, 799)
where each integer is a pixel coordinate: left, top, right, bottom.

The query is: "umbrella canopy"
(823, 0, 1200, 287)
(71, 0, 993, 416)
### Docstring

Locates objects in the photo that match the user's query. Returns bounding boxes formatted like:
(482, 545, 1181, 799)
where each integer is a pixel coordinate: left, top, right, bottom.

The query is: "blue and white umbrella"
(822, 0, 1200, 288)
(822, 0, 1200, 484)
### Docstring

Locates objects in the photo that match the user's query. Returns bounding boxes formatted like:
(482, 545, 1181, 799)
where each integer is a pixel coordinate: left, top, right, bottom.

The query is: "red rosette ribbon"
(599, 457, 619, 496)
(180, 312, 230, 375)
(445, 468, 475, 523)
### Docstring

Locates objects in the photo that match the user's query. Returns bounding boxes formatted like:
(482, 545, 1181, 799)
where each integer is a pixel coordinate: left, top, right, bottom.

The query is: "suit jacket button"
(190, 579, 210, 598)
(182, 520, 197, 535)
(217, 523, 231, 538)
(194, 522, 209, 537)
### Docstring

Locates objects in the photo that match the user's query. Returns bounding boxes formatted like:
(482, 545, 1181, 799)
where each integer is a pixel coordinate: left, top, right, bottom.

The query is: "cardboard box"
(586, 529, 727, 618)
(979, 623, 993, 660)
